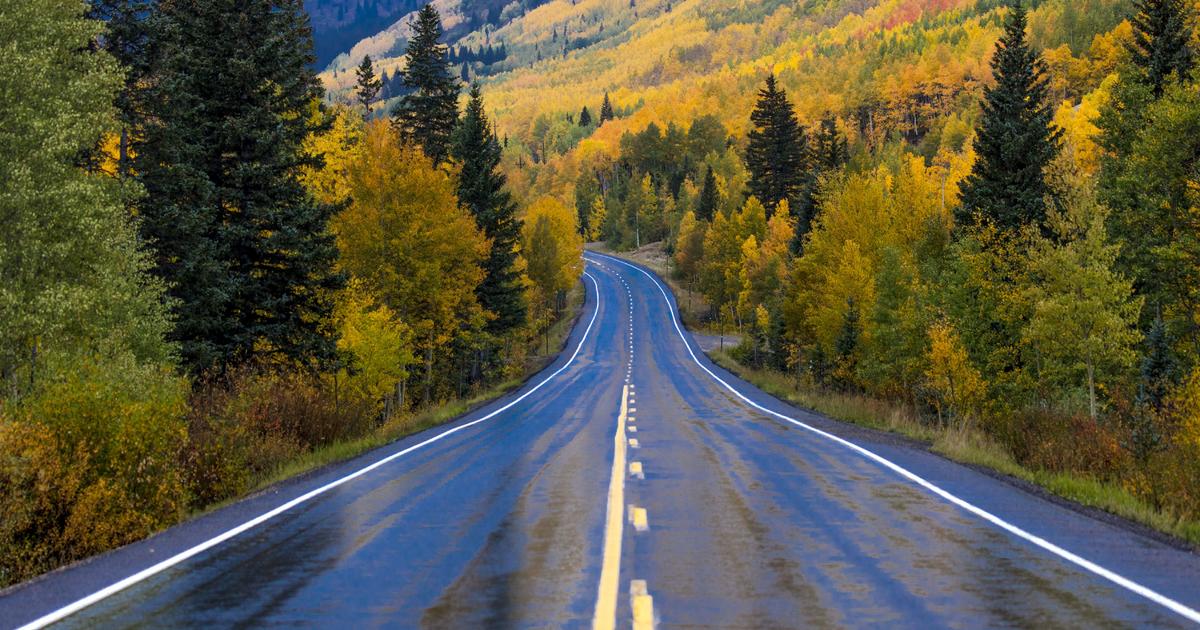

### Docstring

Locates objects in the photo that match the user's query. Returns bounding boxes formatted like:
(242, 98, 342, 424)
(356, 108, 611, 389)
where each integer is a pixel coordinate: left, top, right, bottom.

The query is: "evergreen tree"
(599, 92, 615, 123)
(137, 0, 344, 374)
(451, 85, 527, 334)
(957, 3, 1062, 233)
(579, 105, 593, 127)
(833, 297, 861, 391)
(392, 4, 460, 164)
(355, 54, 382, 113)
(575, 171, 600, 237)
(813, 116, 849, 172)
(1140, 311, 1180, 412)
(745, 74, 808, 220)
(1128, 0, 1194, 97)
(697, 165, 719, 222)
(87, 0, 154, 177)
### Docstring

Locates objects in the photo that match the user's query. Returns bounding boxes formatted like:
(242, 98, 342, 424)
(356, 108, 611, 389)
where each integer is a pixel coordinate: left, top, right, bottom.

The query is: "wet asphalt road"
(3, 253, 1200, 628)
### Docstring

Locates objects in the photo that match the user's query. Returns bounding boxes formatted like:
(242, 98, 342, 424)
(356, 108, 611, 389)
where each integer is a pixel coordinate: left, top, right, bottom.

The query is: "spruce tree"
(957, 3, 1061, 233)
(600, 92, 615, 123)
(451, 85, 527, 334)
(1129, 0, 1194, 97)
(697, 165, 718, 222)
(392, 4, 460, 164)
(355, 54, 382, 113)
(579, 105, 593, 127)
(745, 74, 807, 220)
(1140, 311, 1180, 412)
(87, 0, 154, 177)
(137, 0, 344, 374)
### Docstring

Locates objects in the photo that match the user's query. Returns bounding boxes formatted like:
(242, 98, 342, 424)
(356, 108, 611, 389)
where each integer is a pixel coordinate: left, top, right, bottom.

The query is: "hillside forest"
(0, 0, 582, 586)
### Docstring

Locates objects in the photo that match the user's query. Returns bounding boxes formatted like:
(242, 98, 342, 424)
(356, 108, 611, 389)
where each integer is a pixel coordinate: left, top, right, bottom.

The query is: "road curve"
(2, 254, 1199, 628)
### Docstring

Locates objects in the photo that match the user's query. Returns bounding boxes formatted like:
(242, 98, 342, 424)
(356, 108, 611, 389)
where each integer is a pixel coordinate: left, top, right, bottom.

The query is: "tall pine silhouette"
(697, 165, 718, 222)
(355, 54, 382, 113)
(599, 92, 614, 123)
(745, 74, 807, 221)
(137, 0, 343, 374)
(957, 3, 1061, 233)
(391, 4, 460, 164)
(451, 85, 527, 334)
(1129, 0, 1194, 96)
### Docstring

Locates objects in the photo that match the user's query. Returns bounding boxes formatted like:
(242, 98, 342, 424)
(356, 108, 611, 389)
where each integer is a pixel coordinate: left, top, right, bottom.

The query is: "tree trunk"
(1087, 360, 1097, 421)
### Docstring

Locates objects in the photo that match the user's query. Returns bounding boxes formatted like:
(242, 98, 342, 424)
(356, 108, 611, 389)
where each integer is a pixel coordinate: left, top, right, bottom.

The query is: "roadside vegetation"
(0, 2, 583, 587)
(586, 0, 1200, 547)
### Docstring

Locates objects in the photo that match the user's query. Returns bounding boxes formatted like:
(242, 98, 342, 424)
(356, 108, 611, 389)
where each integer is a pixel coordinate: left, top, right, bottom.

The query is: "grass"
(197, 283, 586, 515)
(710, 350, 1200, 547)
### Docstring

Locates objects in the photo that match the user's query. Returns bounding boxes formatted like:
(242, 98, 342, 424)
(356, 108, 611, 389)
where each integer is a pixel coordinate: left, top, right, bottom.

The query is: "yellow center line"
(593, 385, 630, 630)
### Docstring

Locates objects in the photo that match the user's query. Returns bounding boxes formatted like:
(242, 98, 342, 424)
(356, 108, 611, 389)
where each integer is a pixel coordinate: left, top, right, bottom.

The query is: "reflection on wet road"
(4, 255, 1200, 629)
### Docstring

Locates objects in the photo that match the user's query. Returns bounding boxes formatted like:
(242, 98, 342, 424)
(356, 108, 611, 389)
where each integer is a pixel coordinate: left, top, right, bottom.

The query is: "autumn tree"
(957, 3, 1062, 233)
(355, 55, 382, 113)
(136, 0, 344, 374)
(523, 196, 585, 324)
(452, 85, 527, 335)
(392, 4, 460, 164)
(337, 122, 487, 403)
(745, 74, 808, 221)
(0, 0, 175, 389)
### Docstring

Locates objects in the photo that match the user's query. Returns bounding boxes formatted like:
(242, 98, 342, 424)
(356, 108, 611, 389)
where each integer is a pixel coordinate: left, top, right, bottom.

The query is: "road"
(3, 253, 1200, 628)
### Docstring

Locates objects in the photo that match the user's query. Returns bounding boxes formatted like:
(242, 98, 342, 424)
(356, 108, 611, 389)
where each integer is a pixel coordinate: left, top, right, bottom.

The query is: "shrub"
(0, 353, 187, 587)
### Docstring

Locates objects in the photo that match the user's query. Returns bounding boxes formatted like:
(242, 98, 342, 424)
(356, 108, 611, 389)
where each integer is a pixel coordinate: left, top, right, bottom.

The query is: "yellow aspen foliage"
(673, 210, 706, 288)
(522, 195, 585, 311)
(924, 321, 986, 427)
(335, 121, 487, 377)
(301, 103, 365, 206)
(1053, 75, 1115, 177)
(586, 196, 607, 242)
(738, 210, 795, 320)
(330, 279, 413, 413)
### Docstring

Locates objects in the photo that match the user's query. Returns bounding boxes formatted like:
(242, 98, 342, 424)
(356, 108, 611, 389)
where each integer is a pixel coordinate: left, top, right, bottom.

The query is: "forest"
(0, 0, 582, 586)
(517, 0, 1200, 542)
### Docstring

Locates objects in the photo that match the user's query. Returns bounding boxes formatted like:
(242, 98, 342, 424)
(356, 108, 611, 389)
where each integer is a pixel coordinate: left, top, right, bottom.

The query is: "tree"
(337, 122, 487, 403)
(957, 3, 1062, 233)
(1128, 0, 1194, 97)
(600, 92, 615, 123)
(575, 172, 600, 238)
(391, 4, 460, 164)
(833, 298, 861, 391)
(87, 0, 154, 178)
(355, 55, 382, 113)
(451, 84, 527, 335)
(1023, 192, 1142, 420)
(697, 165, 719, 222)
(745, 74, 808, 221)
(522, 196, 584, 319)
(136, 0, 344, 374)
(579, 105, 593, 127)
(925, 322, 986, 428)
(1, 0, 175, 388)
(1140, 312, 1180, 412)
(587, 197, 608, 242)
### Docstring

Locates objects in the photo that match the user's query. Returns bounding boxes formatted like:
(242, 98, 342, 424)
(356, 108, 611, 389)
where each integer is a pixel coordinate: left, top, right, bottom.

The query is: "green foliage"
(0, 0, 175, 391)
(137, 0, 344, 375)
(452, 85, 528, 335)
(392, 4, 461, 164)
(958, 3, 1063, 233)
(355, 54, 382, 113)
(1128, 0, 1194, 96)
(745, 75, 808, 222)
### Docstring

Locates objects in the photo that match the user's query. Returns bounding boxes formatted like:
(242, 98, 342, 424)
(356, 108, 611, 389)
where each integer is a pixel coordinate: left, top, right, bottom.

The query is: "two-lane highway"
(2, 254, 1199, 628)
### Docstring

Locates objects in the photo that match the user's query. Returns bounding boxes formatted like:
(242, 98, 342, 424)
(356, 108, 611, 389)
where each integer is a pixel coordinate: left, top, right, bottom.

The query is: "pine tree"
(957, 3, 1062, 233)
(579, 105, 593, 127)
(697, 165, 719, 222)
(833, 297, 861, 391)
(745, 74, 808, 220)
(137, 0, 344, 374)
(355, 54, 382, 113)
(1129, 0, 1194, 97)
(87, 0, 154, 178)
(391, 4, 460, 164)
(1140, 311, 1179, 412)
(451, 85, 527, 334)
(599, 92, 615, 123)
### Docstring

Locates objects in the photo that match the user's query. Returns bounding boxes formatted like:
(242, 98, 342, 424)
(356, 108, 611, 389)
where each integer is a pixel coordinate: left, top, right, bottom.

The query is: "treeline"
(598, 1, 1200, 528)
(0, 1, 582, 586)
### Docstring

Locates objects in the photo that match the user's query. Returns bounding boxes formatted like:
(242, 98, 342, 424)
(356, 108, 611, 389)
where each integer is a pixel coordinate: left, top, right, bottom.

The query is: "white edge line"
(16, 271, 603, 630)
(586, 252, 1200, 625)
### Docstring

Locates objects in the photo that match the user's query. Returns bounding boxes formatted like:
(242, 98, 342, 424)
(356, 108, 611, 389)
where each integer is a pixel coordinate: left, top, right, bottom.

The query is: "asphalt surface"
(2, 253, 1199, 628)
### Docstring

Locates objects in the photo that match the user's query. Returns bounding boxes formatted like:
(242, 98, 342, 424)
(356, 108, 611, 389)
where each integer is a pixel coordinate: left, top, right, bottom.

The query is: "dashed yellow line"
(593, 385, 630, 630)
